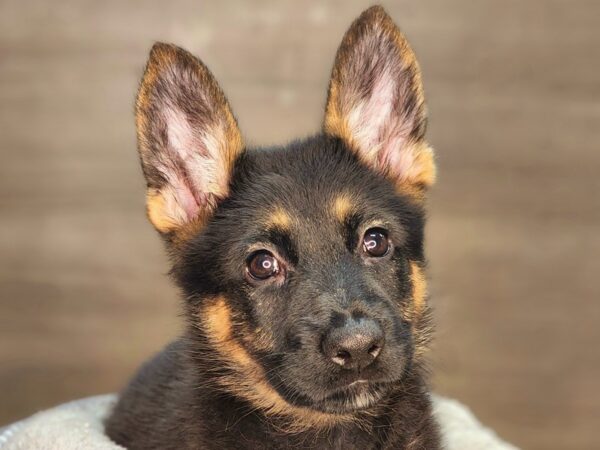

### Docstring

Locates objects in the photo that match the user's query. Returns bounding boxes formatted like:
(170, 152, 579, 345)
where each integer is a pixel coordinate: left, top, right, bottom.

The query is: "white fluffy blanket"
(0, 394, 517, 449)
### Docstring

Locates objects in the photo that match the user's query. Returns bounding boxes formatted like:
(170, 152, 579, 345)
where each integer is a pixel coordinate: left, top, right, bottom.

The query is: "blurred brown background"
(1, 1, 599, 449)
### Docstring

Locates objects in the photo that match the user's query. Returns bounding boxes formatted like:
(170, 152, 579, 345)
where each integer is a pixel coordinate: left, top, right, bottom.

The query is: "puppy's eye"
(247, 251, 280, 280)
(362, 228, 390, 257)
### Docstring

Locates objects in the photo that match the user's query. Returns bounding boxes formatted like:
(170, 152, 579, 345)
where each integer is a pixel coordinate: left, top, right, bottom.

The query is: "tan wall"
(1, 1, 598, 449)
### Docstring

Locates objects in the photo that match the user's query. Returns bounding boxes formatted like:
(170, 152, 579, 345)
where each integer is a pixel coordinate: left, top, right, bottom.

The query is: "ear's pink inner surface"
(158, 105, 231, 224)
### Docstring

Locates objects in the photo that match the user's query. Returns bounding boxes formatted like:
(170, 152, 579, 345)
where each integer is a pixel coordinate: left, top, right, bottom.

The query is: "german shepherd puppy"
(106, 6, 440, 449)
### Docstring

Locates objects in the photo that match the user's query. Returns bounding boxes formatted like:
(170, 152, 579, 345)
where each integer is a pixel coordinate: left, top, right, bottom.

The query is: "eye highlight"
(246, 251, 281, 281)
(362, 228, 390, 257)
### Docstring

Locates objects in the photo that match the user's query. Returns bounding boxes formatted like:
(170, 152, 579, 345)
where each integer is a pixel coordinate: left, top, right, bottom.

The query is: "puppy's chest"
(316, 429, 380, 450)
(231, 425, 384, 450)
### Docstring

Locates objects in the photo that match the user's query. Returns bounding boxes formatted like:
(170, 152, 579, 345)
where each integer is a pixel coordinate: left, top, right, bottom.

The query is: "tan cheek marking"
(202, 297, 254, 367)
(409, 261, 427, 317)
(332, 194, 355, 222)
(408, 261, 433, 359)
(201, 297, 355, 430)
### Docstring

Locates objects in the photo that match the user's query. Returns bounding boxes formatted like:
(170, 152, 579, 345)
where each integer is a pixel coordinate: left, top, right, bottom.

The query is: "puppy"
(106, 6, 441, 449)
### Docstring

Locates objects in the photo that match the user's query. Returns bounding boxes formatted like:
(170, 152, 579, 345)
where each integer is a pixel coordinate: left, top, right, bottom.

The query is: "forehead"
(230, 137, 394, 220)
(220, 136, 420, 239)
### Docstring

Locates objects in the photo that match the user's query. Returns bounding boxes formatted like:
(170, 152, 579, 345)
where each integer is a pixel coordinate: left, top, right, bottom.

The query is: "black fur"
(106, 5, 441, 449)
(106, 136, 440, 449)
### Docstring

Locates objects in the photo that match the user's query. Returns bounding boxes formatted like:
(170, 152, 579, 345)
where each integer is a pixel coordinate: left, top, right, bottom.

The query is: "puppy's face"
(136, 6, 435, 420)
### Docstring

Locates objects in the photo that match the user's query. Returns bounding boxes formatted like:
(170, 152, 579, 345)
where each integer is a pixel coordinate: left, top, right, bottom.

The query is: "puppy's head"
(136, 6, 435, 427)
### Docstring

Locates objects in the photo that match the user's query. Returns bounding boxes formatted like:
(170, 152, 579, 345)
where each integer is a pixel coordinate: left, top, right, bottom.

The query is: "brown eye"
(247, 251, 280, 280)
(362, 228, 390, 257)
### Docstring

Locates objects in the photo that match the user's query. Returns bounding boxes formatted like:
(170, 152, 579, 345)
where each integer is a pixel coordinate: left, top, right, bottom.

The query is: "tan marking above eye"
(265, 207, 292, 229)
(332, 194, 355, 222)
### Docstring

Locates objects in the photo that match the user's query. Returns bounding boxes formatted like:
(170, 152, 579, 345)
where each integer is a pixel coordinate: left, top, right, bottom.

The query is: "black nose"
(322, 318, 384, 370)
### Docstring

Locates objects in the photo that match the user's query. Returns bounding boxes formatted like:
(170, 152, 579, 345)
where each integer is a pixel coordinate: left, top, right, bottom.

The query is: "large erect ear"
(136, 43, 244, 234)
(324, 6, 435, 191)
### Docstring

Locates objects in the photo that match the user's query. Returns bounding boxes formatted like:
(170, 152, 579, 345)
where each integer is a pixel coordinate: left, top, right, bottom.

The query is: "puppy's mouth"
(275, 377, 393, 414)
(262, 346, 410, 415)
(311, 380, 392, 413)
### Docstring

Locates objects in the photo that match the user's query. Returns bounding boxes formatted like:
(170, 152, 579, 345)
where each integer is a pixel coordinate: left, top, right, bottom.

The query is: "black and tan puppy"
(106, 6, 440, 449)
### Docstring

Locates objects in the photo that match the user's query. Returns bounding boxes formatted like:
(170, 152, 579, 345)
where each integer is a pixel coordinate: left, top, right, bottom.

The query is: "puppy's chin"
(278, 380, 393, 415)
(312, 381, 392, 414)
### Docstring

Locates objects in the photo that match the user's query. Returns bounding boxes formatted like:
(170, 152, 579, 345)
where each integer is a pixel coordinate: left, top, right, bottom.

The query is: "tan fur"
(332, 193, 355, 222)
(201, 296, 357, 431)
(265, 207, 292, 230)
(409, 261, 427, 318)
(393, 143, 437, 201)
(399, 141, 437, 190)
(407, 261, 433, 359)
(203, 298, 254, 366)
(146, 190, 177, 233)
(324, 82, 349, 150)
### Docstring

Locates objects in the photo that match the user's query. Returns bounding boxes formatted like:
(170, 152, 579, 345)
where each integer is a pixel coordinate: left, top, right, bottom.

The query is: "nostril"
(336, 350, 351, 360)
(332, 350, 351, 366)
(368, 344, 381, 358)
